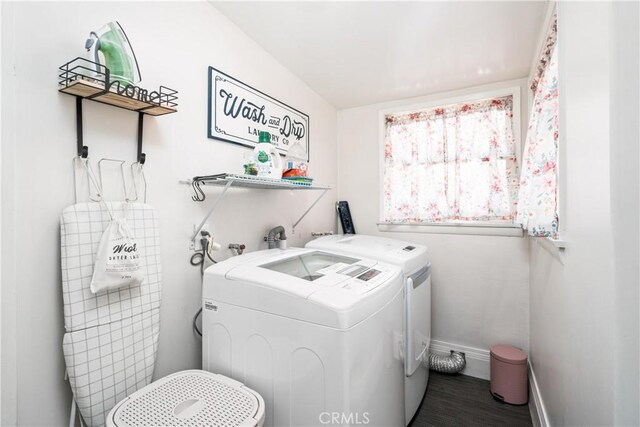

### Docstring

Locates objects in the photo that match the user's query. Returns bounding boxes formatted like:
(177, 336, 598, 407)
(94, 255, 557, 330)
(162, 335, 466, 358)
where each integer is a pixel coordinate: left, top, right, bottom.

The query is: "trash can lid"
(490, 345, 527, 365)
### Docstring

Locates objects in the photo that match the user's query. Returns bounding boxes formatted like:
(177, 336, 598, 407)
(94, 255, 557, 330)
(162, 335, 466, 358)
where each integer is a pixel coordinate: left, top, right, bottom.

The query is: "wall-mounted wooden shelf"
(58, 57, 179, 163)
(59, 78, 177, 116)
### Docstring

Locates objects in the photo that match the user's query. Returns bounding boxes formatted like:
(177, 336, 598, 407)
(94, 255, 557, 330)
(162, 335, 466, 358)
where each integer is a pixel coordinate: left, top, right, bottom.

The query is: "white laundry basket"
(106, 370, 265, 427)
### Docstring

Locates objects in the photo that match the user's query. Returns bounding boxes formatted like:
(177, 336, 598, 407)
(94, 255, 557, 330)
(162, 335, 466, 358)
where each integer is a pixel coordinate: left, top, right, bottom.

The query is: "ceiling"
(211, 1, 546, 109)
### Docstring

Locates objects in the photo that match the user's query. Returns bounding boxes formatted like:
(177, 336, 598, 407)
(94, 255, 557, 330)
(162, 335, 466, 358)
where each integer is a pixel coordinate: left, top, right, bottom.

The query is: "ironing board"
(60, 202, 162, 427)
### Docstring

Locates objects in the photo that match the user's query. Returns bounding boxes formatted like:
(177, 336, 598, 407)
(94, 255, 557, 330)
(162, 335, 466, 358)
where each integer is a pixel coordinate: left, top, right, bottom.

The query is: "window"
(382, 93, 520, 225)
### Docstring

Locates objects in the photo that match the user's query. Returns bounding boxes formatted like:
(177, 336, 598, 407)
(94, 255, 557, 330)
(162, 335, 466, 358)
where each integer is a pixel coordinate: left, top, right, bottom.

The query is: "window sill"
(533, 236, 567, 263)
(377, 222, 524, 237)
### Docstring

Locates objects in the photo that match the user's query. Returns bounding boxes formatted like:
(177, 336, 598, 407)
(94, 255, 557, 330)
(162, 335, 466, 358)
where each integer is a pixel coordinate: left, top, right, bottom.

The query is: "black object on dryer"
(336, 201, 356, 234)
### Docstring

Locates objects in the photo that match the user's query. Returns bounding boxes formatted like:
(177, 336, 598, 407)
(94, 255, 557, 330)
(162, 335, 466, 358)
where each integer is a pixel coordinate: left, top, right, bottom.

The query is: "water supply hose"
(189, 232, 217, 337)
(428, 350, 466, 374)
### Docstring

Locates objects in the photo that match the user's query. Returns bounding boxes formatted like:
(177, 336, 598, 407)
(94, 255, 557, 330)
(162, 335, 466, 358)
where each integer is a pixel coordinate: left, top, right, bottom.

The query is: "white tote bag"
(90, 210, 144, 294)
(91, 210, 144, 294)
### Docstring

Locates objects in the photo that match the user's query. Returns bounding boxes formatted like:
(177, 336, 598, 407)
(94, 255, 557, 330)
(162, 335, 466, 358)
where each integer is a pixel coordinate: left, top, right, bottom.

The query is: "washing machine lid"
(260, 251, 363, 282)
(204, 248, 403, 328)
(225, 249, 376, 298)
(306, 234, 429, 274)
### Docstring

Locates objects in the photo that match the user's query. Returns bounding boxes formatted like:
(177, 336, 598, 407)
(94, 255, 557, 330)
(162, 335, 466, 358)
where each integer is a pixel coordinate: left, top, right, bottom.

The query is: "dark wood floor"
(409, 372, 533, 427)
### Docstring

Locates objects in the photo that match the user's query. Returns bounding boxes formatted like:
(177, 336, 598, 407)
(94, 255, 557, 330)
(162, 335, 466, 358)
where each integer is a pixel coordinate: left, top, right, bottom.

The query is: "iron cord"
(190, 235, 216, 337)
(192, 308, 203, 338)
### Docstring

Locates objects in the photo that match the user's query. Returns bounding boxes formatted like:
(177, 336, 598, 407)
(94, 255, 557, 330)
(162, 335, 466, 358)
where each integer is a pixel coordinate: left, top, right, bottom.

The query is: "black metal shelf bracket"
(137, 113, 146, 164)
(76, 97, 88, 158)
(73, 97, 147, 164)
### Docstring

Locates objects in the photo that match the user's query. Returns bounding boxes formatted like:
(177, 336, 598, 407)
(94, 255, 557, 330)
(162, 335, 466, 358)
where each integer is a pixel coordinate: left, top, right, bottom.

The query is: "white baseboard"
(429, 340, 491, 380)
(528, 362, 550, 427)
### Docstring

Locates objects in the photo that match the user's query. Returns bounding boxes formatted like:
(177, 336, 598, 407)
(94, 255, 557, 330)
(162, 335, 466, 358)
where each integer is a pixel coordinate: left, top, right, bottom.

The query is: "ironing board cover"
(60, 202, 162, 427)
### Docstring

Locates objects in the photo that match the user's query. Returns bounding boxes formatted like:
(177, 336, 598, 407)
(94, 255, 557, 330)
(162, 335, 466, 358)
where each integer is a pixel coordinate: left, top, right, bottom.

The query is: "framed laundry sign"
(208, 66, 310, 160)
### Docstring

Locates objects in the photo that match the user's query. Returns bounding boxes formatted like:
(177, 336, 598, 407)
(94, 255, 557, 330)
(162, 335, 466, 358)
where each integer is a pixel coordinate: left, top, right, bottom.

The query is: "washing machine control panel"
(340, 265, 396, 294)
(337, 264, 369, 277)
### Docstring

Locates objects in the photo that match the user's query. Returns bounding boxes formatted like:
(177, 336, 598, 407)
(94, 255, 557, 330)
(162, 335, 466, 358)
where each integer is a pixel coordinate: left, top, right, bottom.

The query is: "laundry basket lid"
(107, 370, 265, 427)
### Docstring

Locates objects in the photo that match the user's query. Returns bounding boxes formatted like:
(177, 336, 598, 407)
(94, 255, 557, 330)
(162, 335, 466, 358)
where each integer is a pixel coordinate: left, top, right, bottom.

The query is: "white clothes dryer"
(202, 248, 405, 427)
(306, 235, 431, 425)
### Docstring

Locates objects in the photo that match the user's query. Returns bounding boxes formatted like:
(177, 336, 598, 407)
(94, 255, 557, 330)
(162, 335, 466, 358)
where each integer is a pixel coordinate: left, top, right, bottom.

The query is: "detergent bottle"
(253, 131, 282, 179)
(283, 140, 308, 177)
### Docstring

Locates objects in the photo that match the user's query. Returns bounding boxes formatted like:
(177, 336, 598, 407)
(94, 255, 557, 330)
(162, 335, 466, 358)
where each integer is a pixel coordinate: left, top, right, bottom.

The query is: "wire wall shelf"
(191, 174, 329, 195)
(183, 174, 331, 241)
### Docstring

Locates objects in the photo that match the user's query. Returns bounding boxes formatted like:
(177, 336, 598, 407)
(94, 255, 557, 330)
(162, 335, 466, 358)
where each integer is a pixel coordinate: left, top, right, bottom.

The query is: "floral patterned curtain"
(383, 96, 519, 223)
(515, 14, 559, 238)
(530, 15, 557, 93)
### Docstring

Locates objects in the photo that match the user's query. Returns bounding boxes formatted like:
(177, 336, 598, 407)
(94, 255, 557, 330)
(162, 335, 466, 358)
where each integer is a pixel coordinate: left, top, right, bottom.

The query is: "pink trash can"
(490, 344, 528, 405)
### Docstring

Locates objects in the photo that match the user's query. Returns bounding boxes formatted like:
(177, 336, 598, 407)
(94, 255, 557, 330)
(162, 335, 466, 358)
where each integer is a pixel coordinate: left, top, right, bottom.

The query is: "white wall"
(529, 2, 639, 426)
(610, 3, 639, 425)
(1, 2, 18, 424)
(337, 79, 531, 373)
(0, 2, 4, 423)
(0, 2, 337, 426)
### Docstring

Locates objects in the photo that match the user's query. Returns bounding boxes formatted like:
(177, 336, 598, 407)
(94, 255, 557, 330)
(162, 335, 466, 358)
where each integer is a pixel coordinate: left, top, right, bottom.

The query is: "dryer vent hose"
(428, 350, 466, 374)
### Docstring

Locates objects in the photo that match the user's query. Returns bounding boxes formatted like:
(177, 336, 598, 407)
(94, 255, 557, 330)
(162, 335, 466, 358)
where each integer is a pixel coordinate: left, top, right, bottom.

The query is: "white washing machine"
(202, 248, 405, 427)
(306, 235, 431, 425)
